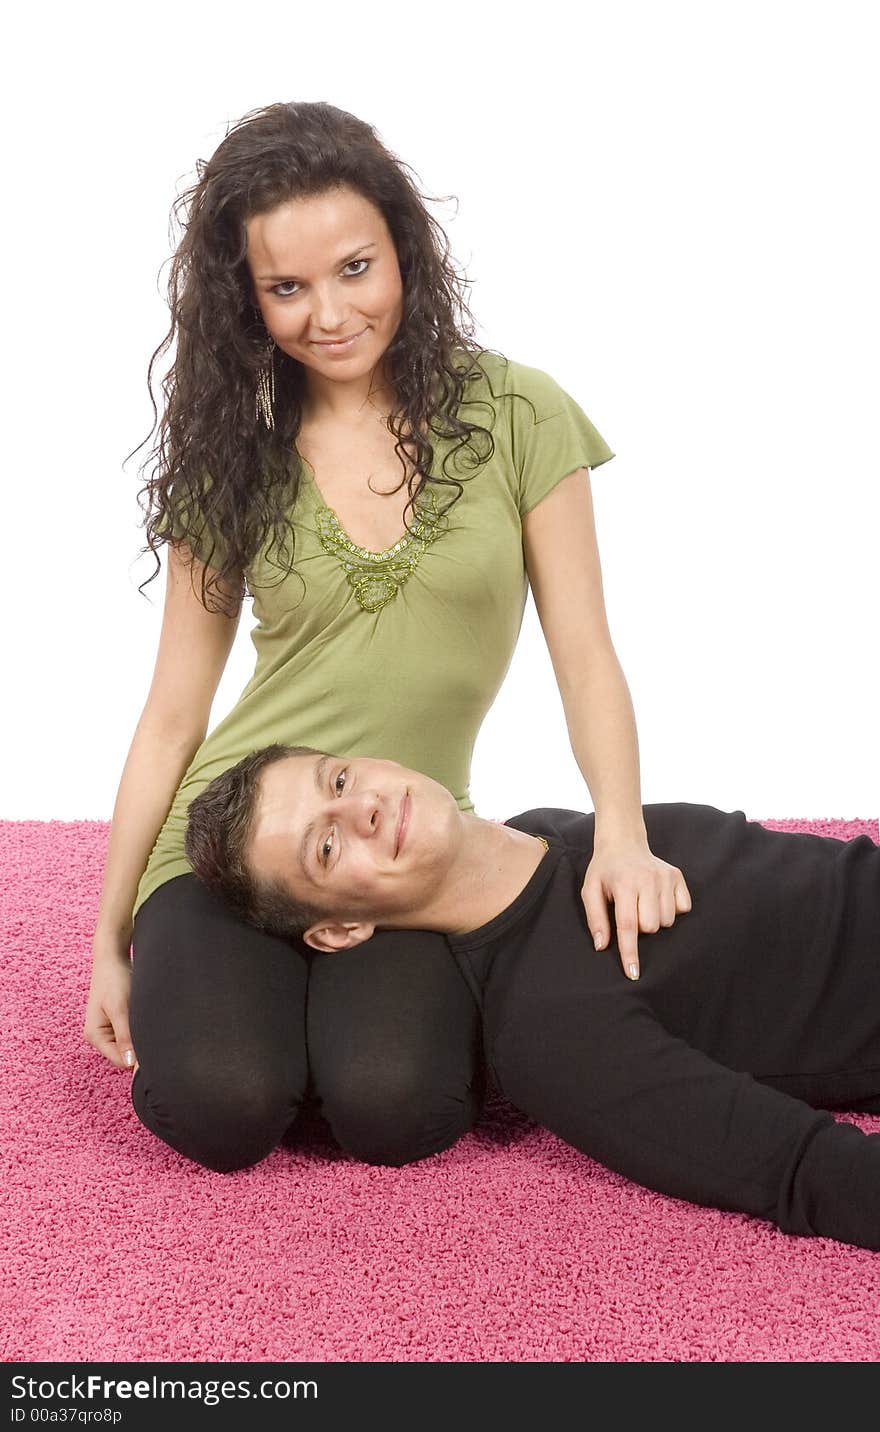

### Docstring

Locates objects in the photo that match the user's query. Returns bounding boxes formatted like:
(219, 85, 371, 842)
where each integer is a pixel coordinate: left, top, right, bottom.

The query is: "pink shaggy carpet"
(2, 816, 879, 1365)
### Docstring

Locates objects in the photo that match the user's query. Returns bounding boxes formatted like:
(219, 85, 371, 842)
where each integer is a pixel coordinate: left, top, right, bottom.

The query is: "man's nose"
(340, 790, 383, 837)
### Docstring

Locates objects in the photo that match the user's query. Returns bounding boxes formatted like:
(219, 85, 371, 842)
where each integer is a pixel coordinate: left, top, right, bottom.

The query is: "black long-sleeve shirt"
(445, 803, 880, 1249)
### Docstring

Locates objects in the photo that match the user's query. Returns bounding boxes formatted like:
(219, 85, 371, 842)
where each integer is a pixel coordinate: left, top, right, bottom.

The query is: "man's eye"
(321, 773, 349, 859)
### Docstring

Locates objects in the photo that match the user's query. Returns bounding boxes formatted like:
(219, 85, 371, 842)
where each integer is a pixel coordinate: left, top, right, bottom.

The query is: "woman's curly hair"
(128, 100, 528, 615)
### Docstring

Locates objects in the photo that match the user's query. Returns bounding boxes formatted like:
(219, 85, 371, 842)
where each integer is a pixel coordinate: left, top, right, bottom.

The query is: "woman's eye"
(334, 769, 348, 794)
(272, 260, 370, 298)
(321, 832, 334, 865)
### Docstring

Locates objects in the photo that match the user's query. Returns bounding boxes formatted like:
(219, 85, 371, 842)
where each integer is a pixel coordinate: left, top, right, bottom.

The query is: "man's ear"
(304, 919, 375, 953)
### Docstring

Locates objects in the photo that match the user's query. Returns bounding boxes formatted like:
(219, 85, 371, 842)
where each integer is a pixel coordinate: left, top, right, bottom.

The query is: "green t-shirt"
(132, 351, 615, 921)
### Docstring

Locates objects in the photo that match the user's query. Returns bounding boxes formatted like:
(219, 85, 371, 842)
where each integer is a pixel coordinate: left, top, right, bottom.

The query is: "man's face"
(248, 753, 461, 933)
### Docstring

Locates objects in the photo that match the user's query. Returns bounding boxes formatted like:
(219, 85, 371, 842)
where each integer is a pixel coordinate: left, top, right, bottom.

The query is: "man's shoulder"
(504, 807, 595, 847)
(506, 802, 737, 849)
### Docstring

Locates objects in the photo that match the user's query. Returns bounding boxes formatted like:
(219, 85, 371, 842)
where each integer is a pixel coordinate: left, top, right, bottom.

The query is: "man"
(185, 743, 880, 1251)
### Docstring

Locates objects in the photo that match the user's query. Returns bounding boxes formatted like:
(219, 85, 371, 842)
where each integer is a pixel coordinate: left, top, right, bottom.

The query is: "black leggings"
(129, 874, 485, 1173)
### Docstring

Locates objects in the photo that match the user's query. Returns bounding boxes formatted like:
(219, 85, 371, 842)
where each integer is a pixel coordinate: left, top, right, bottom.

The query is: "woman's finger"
(658, 882, 678, 927)
(581, 878, 611, 951)
(614, 891, 641, 980)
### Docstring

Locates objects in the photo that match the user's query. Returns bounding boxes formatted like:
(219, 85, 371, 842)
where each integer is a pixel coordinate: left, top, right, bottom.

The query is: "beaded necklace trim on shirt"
(314, 485, 448, 614)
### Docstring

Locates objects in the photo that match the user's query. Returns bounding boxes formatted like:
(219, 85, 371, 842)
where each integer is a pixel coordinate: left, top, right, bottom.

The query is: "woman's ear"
(304, 920, 375, 953)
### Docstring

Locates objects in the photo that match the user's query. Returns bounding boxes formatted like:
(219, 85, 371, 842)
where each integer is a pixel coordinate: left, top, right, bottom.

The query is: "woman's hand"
(83, 943, 136, 1070)
(581, 840, 692, 981)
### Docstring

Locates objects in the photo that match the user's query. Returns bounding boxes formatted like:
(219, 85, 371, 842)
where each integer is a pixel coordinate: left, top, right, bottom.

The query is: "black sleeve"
(490, 991, 880, 1249)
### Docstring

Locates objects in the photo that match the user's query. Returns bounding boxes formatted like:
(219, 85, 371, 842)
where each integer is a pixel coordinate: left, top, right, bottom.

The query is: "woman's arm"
(522, 468, 691, 977)
(85, 544, 243, 1068)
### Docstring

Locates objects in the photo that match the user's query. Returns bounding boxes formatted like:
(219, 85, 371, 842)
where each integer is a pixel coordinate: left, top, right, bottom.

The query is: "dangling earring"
(255, 338, 276, 431)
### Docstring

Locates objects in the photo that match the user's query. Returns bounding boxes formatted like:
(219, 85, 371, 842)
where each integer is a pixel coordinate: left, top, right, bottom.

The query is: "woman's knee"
(129, 874, 310, 1171)
(131, 1053, 306, 1173)
(306, 928, 485, 1165)
(318, 1051, 486, 1167)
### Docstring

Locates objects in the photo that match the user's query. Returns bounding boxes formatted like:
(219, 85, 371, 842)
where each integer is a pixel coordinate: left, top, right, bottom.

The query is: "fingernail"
(594, 934, 605, 950)
(123, 1050, 135, 1067)
(628, 964, 639, 981)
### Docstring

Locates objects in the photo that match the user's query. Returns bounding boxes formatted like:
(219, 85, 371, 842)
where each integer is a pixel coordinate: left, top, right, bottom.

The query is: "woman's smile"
(311, 327, 368, 355)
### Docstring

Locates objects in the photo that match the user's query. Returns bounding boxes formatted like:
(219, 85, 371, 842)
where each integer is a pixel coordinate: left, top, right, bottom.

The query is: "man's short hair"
(184, 742, 333, 943)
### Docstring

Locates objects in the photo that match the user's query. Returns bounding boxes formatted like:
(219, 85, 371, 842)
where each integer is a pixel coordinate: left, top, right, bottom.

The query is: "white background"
(4, 0, 877, 822)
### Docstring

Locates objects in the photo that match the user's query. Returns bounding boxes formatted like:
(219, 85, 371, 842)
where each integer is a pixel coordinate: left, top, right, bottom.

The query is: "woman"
(83, 100, 692, 1172)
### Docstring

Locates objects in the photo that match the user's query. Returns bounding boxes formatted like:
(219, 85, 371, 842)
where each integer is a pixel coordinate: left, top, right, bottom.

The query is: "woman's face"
(245, 185, 405, 399)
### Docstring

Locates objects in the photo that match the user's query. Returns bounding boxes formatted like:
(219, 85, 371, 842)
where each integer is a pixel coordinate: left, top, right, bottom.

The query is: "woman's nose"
(311, 292, 350, 327)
